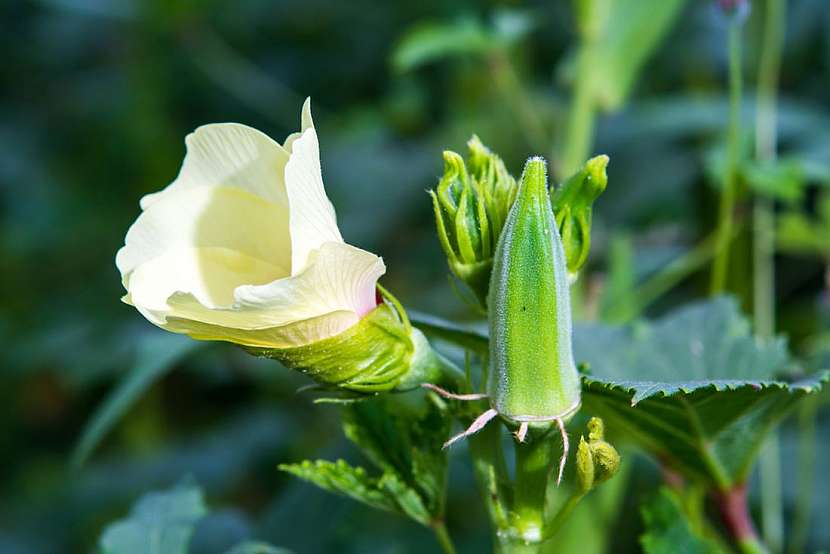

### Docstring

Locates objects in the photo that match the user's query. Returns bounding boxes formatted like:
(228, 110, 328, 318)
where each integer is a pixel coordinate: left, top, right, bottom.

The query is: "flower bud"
(551, 155, 608, 276)
(431, 136, 517, 307)
(487, 157, 581, 423)
(575, 417, 621, 492)
(244, 299, 451, 393)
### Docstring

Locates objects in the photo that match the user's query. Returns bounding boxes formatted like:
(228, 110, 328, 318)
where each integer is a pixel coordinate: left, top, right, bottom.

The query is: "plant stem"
(753, 0, 786, 550)
(711, 19, 744, 295)
(544, 491, 585, 540)
(432, 520, 458, 554)
(718, 484, 769, 554)
(469, 420, 511, 532)
(788, 396, 818, 554)
(511, 435, 555, 542)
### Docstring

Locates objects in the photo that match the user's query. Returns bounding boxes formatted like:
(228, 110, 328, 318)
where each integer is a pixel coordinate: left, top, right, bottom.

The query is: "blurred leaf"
(580, 0, 687, 110)
(742, 158, 805, 203)
(392, 10, 533, 72)
(577, 297, 828, 487)
(640, 488, 724, 554)
(71, 332, 200, 468)
(777, 192, 830, 258)
(225, 542, 292, 554)
(99, 479, 207, 554)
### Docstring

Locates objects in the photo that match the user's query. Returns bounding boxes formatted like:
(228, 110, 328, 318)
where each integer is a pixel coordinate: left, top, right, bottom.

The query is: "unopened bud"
(431, 137, 517, 307)
(551, 155, 609, 276)
(575, 417, 621, 492)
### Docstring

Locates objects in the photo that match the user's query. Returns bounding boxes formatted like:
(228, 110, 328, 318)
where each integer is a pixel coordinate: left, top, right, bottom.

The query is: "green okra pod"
(488, 157, 581, 423)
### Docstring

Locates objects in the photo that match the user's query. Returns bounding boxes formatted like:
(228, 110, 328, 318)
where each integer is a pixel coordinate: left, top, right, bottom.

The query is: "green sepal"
(552, 154, 609, 274)
(244, 302, 454, 394)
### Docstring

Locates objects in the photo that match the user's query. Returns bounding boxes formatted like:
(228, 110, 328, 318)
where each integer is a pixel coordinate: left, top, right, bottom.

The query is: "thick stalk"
(711, 20, 744, 295)
(753, 1, 786, 551)
(718, 485, 769, 554)
(511, 435, 555, 542)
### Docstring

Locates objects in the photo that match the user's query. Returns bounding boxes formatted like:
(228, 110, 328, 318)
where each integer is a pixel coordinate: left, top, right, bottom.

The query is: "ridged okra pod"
(487, 157, 581, 422)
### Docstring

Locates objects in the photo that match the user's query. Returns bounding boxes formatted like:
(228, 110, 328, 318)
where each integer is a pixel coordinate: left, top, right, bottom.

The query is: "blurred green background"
(2, 0, 829, 552)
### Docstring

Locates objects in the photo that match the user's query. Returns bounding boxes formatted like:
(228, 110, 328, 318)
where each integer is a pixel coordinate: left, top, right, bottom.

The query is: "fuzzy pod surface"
(487, 157, 581, 422)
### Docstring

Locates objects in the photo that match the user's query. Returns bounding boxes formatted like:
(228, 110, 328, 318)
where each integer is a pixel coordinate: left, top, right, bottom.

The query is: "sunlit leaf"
(576, 297, 828, 487)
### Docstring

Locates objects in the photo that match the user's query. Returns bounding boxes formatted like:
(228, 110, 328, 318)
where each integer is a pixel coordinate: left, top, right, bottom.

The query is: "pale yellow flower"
(116, 99, 385, 349)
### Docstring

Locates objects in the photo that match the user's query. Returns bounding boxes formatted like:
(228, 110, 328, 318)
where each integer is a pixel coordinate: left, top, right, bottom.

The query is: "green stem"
(432, 520, 458, 554)
(559, 45, 597, 180)
(788, 396, 818, 554)
(469, 420, 511, 532)
(511, 434, 555, 542)
(711, 19, 744, 295)
(753, 1, 786, 551)
(544, 491, 585, 540)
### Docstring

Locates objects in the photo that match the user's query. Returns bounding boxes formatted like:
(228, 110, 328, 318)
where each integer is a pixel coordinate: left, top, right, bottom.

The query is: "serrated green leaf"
(279, 459, 400, 515)
(343, 394, 450, 519)
(640, 488, 725, 554)
(72, 332, 200, 468)
(576, 297, 828, 487)
(99, 479, 208, 554)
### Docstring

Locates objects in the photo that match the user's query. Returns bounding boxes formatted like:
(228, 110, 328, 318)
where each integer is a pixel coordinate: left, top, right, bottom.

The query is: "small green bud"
(245, 302, 452, 394)
(551, 155, 609, 276)
(575, 417, 621, 492)
(487, 157, 581, 423)
(431, 136, 517, 307)
(576, 436, 595, 493)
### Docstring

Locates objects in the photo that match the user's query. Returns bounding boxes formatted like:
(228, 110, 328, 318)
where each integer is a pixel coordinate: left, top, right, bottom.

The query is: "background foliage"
(1, 0, 828, 552)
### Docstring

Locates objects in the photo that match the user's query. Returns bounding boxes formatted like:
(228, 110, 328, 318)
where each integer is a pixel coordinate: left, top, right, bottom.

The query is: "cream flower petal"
(117, 99, 386, 349)
(139, 241, 385, 348)
(140, 123, 290, 210)
(282, 97, 314, 153)
(285, 118, 343, 273)
(116, 185, 291, 309)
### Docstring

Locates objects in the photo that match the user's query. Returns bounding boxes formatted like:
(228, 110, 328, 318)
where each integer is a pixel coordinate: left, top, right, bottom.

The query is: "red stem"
(718, 484, 762, 546)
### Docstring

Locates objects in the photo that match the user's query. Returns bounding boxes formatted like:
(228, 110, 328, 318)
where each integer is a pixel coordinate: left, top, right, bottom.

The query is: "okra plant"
(84, 2, 829, 553)
(98, 95, 826, 554)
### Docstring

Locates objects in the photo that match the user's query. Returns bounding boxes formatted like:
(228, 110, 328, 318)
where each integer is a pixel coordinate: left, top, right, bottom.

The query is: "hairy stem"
(711, 19, 744, 295)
